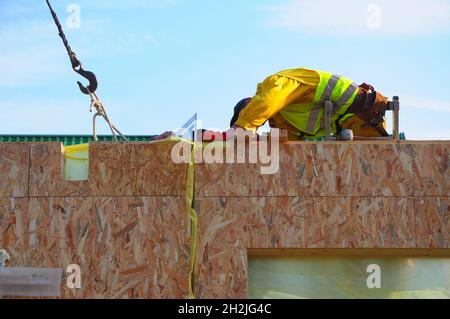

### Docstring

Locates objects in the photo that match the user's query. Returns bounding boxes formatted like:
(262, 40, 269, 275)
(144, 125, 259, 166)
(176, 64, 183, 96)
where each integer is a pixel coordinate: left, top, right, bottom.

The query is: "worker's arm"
(234, 75, 306, 133)
(153, 131, 177, 140)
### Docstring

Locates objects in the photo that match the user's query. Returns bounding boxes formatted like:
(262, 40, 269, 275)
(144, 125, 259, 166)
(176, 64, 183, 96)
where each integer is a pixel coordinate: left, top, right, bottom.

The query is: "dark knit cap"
(230, 98, 252, 127)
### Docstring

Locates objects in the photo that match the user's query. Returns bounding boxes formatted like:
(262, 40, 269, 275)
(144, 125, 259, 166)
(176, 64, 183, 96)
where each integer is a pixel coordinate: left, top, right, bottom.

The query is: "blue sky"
(1, 0, 450, 139)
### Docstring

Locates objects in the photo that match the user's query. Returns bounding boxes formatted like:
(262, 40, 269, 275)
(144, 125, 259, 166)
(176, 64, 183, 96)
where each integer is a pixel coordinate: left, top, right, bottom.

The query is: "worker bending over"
(230, 67, 389, 140)
(154, 67, 390, 141)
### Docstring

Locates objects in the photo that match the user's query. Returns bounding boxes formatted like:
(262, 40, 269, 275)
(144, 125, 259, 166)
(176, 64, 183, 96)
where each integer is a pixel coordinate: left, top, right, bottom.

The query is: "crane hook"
(73, 64, 98, 95)
(45, 0, 98, 95)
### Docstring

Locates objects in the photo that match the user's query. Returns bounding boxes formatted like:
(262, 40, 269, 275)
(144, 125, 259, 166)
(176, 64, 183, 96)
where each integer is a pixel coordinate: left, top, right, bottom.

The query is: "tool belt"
(343, 83, 389, 136)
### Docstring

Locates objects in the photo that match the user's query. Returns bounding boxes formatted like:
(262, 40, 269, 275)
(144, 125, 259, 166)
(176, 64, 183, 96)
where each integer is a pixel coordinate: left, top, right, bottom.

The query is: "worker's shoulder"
(275, 67, 317, 76)
(271, 67, 320, 85)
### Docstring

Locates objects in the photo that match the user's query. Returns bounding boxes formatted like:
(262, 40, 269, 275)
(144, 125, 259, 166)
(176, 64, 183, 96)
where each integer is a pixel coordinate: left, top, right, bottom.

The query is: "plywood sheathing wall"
(0, 143, 29, 198)
(1, 141, 449, 299)
(194, 142, 449, 298)
(28, 142, 189, 197)
(1, 142, 192, 298)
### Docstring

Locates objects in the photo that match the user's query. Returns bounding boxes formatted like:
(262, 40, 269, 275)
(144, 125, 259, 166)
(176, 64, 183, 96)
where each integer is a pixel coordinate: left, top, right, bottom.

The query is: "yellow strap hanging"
(149, 137, 198, 299)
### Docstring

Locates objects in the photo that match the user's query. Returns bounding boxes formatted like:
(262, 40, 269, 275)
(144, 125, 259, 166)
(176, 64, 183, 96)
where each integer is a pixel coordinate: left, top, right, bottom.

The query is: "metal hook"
(73, 65, 98, 95)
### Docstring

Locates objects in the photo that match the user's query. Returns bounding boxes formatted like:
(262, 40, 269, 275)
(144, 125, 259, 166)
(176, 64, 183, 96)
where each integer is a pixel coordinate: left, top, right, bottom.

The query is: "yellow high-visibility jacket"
(235, 68, 359, 140)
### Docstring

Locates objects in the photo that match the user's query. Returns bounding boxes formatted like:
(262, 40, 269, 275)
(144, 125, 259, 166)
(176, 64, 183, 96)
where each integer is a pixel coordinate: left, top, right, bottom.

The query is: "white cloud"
(262, 0, 450, 36)
(406, 129, 450, 140)
(402, 96, 450, 113)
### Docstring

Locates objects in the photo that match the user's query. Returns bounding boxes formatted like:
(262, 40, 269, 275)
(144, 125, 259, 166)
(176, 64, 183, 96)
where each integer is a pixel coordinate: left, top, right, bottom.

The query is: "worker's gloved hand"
(201, 130, 227, 142)
(153, 131, 177, 141)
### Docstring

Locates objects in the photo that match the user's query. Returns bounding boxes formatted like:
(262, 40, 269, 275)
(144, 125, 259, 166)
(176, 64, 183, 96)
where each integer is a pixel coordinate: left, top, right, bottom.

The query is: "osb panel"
(29, 143, 88, 197)
(195, 143, 414, 197)
(195, 163, 227, 197)
(194, 196, 250, 299)
(415, 197, 450, 248)
(89, 143, 189, 196)
(195, 141, 282, 197)
(227, 163, 282, 197)
(412, 144, 450, 196)
(358, 197, 417, 247)
(195, 163, 281, 197)
(0, 198, 28, 247)
(28, 142, 190, 197)
(195, 196, 416, 298)
(282, 143, 414, 197)
(93, 196, 190, 299)
(0, 143, 29, 198)
(24, 142, 448, 198)
(0, 196, 190, 299)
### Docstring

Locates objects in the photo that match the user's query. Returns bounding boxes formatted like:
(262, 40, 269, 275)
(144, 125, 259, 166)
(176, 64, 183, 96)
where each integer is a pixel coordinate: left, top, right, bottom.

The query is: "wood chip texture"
(0, 141, 448, 298)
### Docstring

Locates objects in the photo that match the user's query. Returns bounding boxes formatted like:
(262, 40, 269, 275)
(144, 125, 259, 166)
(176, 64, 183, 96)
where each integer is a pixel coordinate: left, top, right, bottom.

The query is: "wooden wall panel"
(93, 196, 190, 299)
(0, 143, 29, 198)
(195, 143, 415, 197)
(195, 163, 227, 196)
(195, 196, 417, 298)
(194, 141, 284, 197)
(28, 142, 190, 197)
(11, 141, 450, 198)
(415, 197, 449, 248)
(29, 143, 89, 197)
(282, 143, 415, 197)
(0, 198, 28, 247)
(88, 142, 189, 196)
(194, 196, 248, 298)
(352, 197, 416, 248)
(195, 163, 281, 197)
(1, 141, 449, 299)
(0, 196, 190, 299)
(412, 143, 450, 196)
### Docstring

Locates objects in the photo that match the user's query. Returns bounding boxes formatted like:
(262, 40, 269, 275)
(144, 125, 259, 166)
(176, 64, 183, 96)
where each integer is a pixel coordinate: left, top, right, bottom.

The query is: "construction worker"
(154, 67, 389, 141)
(229, 67, 390, 140)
